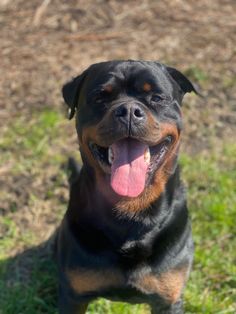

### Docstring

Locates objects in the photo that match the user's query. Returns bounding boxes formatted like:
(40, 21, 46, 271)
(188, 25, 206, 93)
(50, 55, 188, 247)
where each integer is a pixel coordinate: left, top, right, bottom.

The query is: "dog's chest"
(128, 265, 189, 304)
(66, 260, 188, 305)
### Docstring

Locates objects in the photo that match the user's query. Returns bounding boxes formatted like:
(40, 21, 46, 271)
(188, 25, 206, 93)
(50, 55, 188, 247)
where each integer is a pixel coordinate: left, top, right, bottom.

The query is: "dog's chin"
(88, 135, 174, 198)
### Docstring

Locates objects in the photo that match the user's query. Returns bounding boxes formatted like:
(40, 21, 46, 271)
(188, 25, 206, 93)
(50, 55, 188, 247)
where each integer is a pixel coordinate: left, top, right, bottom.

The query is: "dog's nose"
(114, 104, 146, 123)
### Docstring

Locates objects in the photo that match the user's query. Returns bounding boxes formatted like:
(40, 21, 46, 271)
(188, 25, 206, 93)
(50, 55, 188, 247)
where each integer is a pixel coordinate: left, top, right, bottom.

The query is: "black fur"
(56, 60, 195, 314)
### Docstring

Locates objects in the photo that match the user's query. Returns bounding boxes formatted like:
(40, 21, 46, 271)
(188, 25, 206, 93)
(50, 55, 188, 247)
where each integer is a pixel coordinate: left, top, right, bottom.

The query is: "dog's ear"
(62, 69, 88, 120)
(165, 66, 199, 95)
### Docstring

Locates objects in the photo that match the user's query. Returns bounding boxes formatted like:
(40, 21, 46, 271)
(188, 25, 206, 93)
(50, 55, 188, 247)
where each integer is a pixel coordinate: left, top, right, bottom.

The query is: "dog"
(56, 60, 196, 314)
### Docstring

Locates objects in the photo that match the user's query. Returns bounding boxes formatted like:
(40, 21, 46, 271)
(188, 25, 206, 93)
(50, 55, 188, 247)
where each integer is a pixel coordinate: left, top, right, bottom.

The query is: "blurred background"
(0, 0, 235, 313)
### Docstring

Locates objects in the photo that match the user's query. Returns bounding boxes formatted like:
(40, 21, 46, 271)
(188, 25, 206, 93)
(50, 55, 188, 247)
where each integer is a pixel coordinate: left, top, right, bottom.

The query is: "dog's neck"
(65, 164, 187, 256)
(67, 163, 182, 223)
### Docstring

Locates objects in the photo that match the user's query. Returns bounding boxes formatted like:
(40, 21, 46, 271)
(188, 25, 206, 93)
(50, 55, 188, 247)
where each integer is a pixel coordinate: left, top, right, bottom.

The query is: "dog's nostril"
(115, 106, 128, 117)
(115, 104, 145, 120)
(134, 108, 144, 118)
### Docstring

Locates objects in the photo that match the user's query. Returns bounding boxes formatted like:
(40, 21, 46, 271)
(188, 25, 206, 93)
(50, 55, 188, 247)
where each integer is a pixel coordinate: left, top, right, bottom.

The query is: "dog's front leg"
(58, 288, 89, 314)
(59, 298, 88, 314)
(150, 299, 184, 314)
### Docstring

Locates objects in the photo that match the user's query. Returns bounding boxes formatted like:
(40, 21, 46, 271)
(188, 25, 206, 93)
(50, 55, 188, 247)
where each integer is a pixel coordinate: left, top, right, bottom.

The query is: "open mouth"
(89, 136, 173, 198)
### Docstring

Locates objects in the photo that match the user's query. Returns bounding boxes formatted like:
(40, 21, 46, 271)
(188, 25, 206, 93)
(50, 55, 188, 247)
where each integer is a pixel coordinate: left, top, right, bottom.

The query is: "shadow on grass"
(0, 234, 58, 314)
(0, 236, 147, 314)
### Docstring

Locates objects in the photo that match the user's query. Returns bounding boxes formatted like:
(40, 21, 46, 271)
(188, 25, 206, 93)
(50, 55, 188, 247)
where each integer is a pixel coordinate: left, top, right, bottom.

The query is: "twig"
(33, 0, 51, 27)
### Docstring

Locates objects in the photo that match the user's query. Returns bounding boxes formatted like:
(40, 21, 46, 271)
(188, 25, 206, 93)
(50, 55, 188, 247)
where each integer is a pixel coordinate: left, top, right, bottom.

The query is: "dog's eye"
(150, 94, 164, 103)
(93, 93, 104, 104)
(94, 95, 103, 104)
(93, 90, 111, 104)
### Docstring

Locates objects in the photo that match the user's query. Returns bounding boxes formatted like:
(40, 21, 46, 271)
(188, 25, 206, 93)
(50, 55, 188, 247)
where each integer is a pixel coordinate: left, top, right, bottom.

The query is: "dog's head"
(63, 61, 196, 213)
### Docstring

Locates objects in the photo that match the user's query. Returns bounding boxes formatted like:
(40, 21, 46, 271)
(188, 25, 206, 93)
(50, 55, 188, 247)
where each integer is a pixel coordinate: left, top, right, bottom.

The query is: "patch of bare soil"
(0, 1, 235, 153)
(1, 0, 236, 146)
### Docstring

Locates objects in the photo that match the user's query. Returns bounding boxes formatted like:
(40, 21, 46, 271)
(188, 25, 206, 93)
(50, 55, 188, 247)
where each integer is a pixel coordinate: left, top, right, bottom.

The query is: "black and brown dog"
(56, 60, 196, 313)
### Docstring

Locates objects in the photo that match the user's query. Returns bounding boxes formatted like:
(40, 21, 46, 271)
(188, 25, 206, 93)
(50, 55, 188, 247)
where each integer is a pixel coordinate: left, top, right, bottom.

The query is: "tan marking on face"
(79, 119, 180, 214)
(79, 125, 105, 176)
(133, 266, 189, 304)
(67, 268, 125, 294)
(103, 84, 113, 93)
(116, 123, 180, 215)
(80, 125, 101, 147)
(143, 82, 152, 92)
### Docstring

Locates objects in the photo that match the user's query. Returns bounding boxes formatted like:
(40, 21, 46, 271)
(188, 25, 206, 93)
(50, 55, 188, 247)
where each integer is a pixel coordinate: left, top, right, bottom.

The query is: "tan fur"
(133, 267, 188, 304)
(80, 121, 180, 215)
(67, 268, 125, 294)
(116, 124, 180, 215)
(143, 82, 152, 92)
(103, 84, 113, 93)
(80, 125, 104, 175)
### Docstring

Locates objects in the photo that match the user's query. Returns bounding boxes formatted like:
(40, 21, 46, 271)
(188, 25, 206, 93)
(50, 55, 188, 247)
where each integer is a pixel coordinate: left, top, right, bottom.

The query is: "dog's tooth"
(144, 148, 150, 163)
(108, 147, 114, 165)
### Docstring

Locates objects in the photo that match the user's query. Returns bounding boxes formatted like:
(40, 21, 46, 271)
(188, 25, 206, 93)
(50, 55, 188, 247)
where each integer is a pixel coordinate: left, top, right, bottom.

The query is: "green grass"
(184, 66, 209, 84)
(181, 146, 236, 313)
(0, 109, 65, 171)
(0, 110, 236, 313)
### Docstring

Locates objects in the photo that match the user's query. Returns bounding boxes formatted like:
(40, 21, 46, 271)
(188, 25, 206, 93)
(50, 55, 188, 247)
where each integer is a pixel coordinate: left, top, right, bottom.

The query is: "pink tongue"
(111, 139, 149, 197)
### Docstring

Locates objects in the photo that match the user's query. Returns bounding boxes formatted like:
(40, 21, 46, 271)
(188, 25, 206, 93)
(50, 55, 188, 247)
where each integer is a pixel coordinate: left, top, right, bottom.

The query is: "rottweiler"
(56, 60, 196, 314)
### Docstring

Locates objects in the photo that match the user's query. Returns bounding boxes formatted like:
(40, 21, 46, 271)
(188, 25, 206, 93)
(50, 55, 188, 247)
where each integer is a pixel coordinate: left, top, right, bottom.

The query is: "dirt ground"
(0, 0, 236, 250)
(1, 0, 236, 135)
